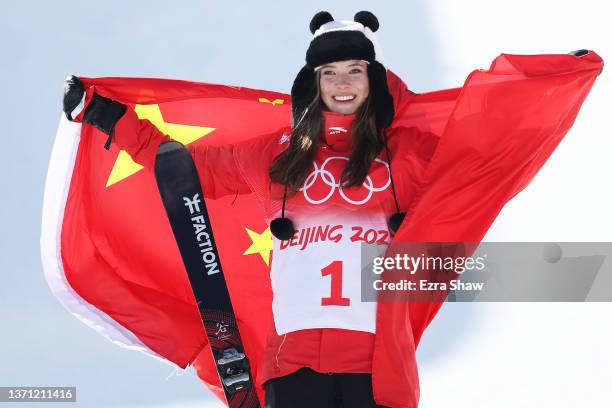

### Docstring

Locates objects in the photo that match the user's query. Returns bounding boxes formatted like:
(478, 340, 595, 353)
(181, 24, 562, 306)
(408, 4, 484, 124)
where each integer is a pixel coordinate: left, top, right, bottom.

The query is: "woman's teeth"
(333, 95, 355, 101)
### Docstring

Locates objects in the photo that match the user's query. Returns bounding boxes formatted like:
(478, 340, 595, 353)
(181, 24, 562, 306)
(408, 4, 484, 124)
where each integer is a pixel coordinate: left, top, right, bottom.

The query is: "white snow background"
(0, 1, 610, 407)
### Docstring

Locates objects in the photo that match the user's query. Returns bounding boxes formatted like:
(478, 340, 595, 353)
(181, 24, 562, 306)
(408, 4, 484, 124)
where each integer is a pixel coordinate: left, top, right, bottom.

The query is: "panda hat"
(291, 11, 394, 129)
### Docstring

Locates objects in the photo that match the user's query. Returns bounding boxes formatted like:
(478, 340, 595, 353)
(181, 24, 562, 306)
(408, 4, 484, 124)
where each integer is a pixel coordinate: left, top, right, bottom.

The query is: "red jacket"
(107, 51, 603, 407)
(113, 104, 439, 407)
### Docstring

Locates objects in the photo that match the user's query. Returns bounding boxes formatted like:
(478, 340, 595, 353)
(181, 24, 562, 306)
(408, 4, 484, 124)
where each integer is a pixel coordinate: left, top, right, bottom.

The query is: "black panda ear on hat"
(310, 11, 334, 34)
(354, 11, 379, 32)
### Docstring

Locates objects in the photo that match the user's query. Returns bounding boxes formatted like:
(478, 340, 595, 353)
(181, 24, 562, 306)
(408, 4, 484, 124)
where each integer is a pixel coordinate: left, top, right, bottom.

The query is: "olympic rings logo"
(299, 156, 391, 205)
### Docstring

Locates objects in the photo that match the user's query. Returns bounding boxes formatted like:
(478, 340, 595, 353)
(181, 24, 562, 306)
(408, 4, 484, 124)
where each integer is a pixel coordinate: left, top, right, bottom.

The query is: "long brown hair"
(269, 70, 383, 197)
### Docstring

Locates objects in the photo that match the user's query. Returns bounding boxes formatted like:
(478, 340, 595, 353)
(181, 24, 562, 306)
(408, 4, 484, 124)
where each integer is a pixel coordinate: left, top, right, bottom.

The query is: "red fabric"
(260, 328, 375, 382)
(255, 110, 435, 386)
(113, 106, 435, 391)
(62, 82, 292, 405)
(373, 52, 603, 407)
(47, 51, 603, 408)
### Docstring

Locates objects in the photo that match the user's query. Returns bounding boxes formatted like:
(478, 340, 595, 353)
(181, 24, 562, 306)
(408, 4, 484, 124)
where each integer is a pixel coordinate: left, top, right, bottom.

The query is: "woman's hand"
(568, 49, 588, 56)
(568, 50, 602, 75)
(62, 75, 127, 149)
(63, 75, 87, 122)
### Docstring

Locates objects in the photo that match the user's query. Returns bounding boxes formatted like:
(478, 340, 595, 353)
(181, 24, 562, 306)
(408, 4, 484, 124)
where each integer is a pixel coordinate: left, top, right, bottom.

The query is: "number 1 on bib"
(321, 260, 351, 306)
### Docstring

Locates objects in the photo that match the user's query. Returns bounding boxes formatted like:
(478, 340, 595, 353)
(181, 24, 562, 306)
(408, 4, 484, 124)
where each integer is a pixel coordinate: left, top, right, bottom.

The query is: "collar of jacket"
(321, 110, 356, 151)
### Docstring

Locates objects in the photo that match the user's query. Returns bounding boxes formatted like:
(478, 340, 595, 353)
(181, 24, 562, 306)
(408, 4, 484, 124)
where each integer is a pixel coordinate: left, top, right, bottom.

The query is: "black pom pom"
(354, 11, 379, 32)
(310, 11, 334, 34)
(388, 212, 406, 234)
(270, 217, 296, 241)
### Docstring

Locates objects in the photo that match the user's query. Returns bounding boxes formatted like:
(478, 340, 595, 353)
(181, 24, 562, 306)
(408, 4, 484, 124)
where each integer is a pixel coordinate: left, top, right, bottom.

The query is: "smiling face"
(319, 59, 370, 115)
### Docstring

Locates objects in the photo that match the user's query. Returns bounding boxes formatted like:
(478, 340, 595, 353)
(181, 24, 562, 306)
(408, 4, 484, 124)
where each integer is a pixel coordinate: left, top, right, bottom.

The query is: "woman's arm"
(112, 106, 252, 200)
(63, 76, 253, 200)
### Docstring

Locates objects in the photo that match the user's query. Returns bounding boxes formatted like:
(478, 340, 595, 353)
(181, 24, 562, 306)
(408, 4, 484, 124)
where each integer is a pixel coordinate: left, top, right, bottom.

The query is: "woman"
(63, 11, 430, 407)
(62, 10, 603, 408)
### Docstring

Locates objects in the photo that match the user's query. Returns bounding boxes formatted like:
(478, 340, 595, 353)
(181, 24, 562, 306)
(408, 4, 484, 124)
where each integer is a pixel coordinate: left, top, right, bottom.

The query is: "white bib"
(269, 212, 389, 335)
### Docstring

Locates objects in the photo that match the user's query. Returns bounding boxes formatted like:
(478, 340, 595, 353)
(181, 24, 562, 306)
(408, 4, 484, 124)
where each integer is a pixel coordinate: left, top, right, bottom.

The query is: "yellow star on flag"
(106, 104, 215, 187)
(258, 98, 284, 106)
(243, 227, 273, 266)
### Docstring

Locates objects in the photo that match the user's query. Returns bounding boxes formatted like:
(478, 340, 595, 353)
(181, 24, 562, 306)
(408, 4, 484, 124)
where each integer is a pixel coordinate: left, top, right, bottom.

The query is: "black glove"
(63, 75, 86, 121)
(568, 50, 603, 75)
(62, 75, 127, 150)
(569, 49, 588, 57)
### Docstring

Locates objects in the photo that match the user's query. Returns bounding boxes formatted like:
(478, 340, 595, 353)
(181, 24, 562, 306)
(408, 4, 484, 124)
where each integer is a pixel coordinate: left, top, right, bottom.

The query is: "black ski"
(154, 141, 260, 408)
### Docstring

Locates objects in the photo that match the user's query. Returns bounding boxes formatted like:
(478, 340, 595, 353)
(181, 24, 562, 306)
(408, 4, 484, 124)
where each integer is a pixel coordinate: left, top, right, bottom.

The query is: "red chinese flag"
(41, 51, 602, 407)
(373, 51, 603, 406)
(402, 51, 604, 344)
(42, 79, 292, 404)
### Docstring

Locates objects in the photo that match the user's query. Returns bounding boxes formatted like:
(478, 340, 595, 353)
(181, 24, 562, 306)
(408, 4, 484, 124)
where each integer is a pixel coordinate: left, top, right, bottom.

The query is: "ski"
(154, 141, 260, 408)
